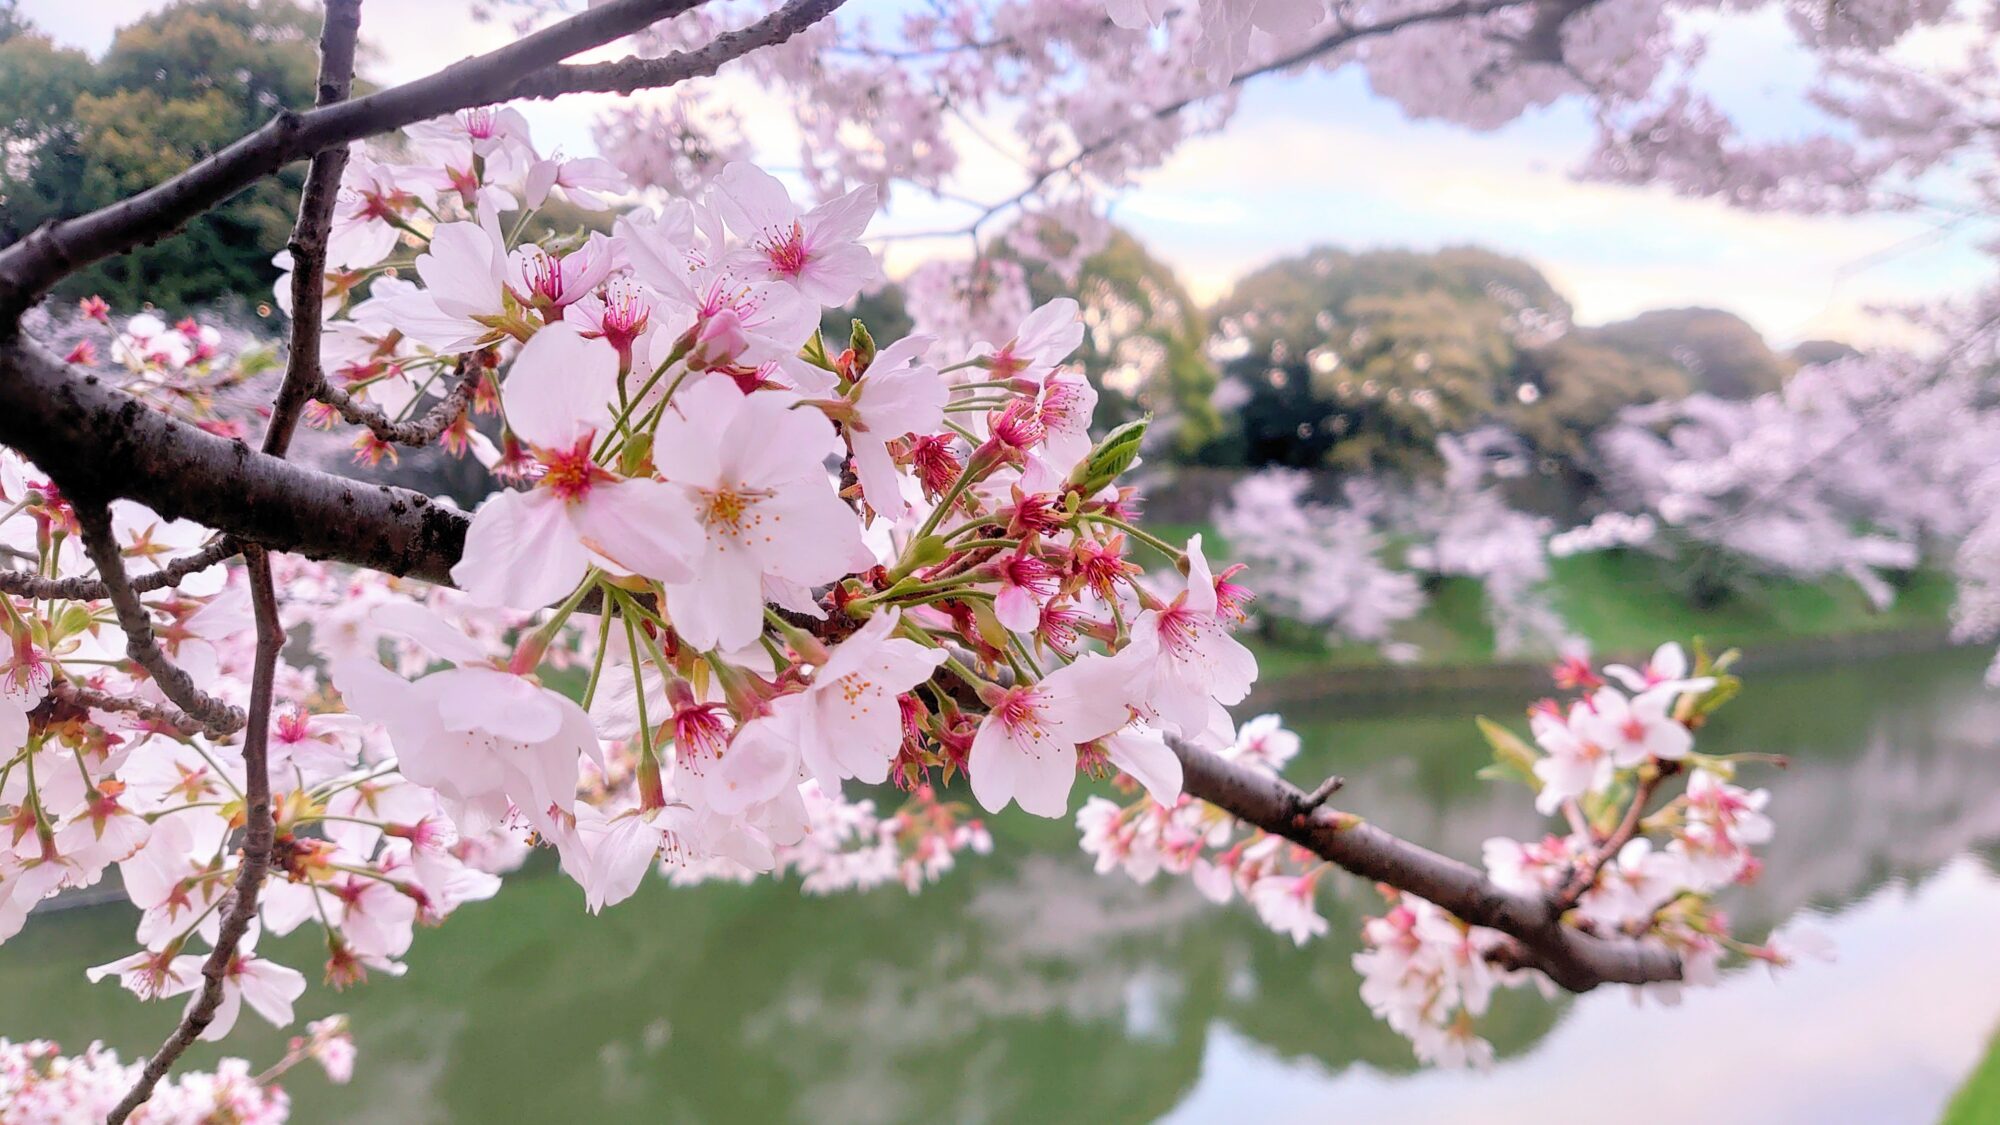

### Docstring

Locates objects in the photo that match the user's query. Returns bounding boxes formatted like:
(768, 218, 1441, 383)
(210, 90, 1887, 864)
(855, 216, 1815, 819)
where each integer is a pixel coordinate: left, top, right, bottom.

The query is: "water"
(5, 650, 2000, 1124)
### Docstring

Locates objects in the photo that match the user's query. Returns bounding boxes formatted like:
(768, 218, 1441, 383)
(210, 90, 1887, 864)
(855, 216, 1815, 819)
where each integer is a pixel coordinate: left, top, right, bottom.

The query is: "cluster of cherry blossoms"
(0, 103, 1280, 1095)
(15, 300, 274, 446)
(1080, 641, 1811, 1068)
(0, 82, 1841, 1110)
(0, 1016, 349, 1125)
(1213, 471, 1423, 650)
(1077, 713, 1331, 937)
(1213, 431, 1574, 659)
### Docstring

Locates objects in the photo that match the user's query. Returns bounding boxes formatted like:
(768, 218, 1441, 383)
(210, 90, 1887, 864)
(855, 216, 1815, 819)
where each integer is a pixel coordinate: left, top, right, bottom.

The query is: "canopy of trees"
(0, 0, 325, 307)
(1199, 246, 1797, 482)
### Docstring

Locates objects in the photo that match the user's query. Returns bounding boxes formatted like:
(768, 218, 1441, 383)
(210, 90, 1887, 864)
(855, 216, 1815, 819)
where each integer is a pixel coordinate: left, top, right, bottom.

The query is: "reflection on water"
(4, 650, 1999, 1123)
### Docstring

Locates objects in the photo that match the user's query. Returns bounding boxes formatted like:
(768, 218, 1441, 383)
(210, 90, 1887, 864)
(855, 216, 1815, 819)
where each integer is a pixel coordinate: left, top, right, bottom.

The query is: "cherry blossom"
(969, 656, 1134, 817)
(842, 334, 947, 521)
(712, 162, 878, 307)
(792, 610, 947, 788)
(650, 378, 867, 651)
(452, 323, 701, 609)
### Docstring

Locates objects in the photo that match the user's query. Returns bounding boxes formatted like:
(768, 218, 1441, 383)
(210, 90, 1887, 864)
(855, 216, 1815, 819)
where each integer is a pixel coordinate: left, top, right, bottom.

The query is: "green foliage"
(1067, 416, 1149, 495)
(1197, 246, 1759, 483)
(819, 284, 915, 346)
(1234, 546, 1956, 674)
(0, 0, 329, 308)
(1474, 715, 1542, 790)
(1943, 1022, 2000, 1125)
(1507, 336, 1691, 464)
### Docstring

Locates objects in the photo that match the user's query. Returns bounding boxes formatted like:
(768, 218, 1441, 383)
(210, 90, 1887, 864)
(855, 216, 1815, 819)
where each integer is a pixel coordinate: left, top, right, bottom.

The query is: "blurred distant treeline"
(835, 239, 1848, 495)
(0, 0, 331, 307)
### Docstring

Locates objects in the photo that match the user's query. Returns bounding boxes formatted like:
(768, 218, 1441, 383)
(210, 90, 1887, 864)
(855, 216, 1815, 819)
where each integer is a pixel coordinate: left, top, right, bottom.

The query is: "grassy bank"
(1142, 520, 1958, 677)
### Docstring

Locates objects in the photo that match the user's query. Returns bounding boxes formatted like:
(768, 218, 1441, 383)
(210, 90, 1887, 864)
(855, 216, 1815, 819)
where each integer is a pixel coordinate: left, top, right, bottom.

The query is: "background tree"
(1585, 307, 1791, 401)
(0, 0, 327, 307)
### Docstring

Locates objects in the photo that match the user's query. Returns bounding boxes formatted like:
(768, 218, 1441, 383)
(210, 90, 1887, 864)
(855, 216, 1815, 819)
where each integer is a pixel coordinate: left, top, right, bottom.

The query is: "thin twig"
(1293, 773, 1346, 816)
(48, 680, 206, 738)
(73, 504, 245, 739)
(0, 538, 237, 601)
(107, 547, 283, 1124)
(113, 6, 365, 1108)
(264, 0, 364, 460)
(316, 356, 481, 446)
(1553, 769, 1665, 910)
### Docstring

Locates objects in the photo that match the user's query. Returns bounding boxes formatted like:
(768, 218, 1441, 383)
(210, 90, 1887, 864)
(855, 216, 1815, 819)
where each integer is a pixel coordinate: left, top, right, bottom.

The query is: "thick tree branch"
(265, 0, 365, 459)
(1170, 737, 1682, 993)
(74, 504, 245, 739)
(108, 547, 283, 1124)
(0, 0, 728, 317)
(317, 356, 481, 447)
(507, 0, 847, 98)
(0, 337, 467, 583)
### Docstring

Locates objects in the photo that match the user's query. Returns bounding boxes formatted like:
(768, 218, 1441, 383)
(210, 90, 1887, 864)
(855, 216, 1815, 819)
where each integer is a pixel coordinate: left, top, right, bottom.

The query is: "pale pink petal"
(571, 479, 702, 584)
(452, 488, 592, 609)
(504, 323, 617, 450)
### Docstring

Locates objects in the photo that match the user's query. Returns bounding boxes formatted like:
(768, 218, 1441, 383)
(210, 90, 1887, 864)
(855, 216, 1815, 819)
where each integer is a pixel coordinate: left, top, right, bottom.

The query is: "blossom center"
(762, 221, 811, 278)
(539, 440, 605, 502)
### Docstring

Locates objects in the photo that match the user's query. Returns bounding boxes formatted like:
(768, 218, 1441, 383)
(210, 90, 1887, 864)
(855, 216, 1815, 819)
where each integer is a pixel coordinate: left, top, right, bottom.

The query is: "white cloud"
(1114, 109, 1990, 345)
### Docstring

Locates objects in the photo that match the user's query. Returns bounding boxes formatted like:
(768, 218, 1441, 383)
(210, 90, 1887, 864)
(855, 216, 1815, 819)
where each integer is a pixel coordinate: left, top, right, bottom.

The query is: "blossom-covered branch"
(1171, 735, 1680, 992)
(315, 356, 485, 448)
(0, 0, 1848, 1110)
(74, 504, 246, 739)
(0, 0, 856, 318)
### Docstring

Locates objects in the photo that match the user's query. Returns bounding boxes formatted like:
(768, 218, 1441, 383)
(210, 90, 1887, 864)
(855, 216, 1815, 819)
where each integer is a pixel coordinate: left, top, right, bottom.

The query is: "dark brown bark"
(1172, 738, 1682, 991)
(508, 0, 848, 98)
(106, 547, 284, 1124)
(0, 336, 469, 584)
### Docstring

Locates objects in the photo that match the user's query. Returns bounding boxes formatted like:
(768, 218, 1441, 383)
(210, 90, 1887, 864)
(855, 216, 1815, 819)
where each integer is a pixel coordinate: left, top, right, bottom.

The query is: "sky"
(19, 0, 1995, 347)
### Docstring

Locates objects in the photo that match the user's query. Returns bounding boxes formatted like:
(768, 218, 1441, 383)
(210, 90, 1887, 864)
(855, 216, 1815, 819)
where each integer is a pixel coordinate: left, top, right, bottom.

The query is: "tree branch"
(0, 537, 237, 601)
(265, 0, 365, 459)
(1554, 767, 1665, 910)
(48, 680, 207, 739)
(0, 0, 725, 317)
(1169, 737, 1682, 993)
(317, 356, 481, 447)
(108, 547, 283, 1124)
(505, 0, 847, 98)
(0, 337, 468, 584)
(73, 504, 245, 739)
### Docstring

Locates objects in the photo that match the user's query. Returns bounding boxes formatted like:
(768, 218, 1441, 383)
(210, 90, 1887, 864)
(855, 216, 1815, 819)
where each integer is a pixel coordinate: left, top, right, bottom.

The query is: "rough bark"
(1172, 738, 1683, 991)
